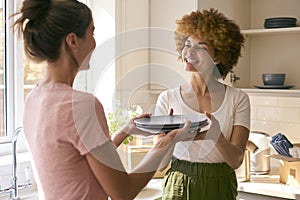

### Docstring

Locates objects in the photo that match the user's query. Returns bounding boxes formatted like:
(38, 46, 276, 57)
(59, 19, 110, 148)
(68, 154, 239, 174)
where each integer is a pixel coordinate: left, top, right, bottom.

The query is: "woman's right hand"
(153, 120, 196, 149)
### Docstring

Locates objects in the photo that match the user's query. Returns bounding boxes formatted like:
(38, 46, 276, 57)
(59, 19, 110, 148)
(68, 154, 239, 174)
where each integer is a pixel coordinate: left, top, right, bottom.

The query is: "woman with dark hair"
(12, 0, 196, 199)
(155, 8, 250, 199)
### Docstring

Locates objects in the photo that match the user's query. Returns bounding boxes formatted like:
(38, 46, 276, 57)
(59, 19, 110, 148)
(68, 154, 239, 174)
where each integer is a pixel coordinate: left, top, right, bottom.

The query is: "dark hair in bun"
(12, 0, 92, 62)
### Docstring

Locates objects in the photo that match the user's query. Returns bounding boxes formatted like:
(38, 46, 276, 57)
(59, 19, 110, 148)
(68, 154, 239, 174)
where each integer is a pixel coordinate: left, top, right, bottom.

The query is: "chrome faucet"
(0, 127, 32, 200)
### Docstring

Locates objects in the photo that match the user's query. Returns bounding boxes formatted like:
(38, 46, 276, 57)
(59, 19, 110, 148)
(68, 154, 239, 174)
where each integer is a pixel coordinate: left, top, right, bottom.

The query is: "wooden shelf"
(242, 88, 300, 97)
(242, 27, 300, 36)
(149, 88, 300, 97)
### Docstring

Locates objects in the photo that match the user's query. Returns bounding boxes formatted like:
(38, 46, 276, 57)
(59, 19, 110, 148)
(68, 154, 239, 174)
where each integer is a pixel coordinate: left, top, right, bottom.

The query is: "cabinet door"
(149, 0, 197, 90)
(115, 0, 151, 108)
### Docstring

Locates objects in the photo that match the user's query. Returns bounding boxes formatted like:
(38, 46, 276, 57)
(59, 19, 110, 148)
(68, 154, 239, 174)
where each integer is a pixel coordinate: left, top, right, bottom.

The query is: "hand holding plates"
(134, 114, 208, 134)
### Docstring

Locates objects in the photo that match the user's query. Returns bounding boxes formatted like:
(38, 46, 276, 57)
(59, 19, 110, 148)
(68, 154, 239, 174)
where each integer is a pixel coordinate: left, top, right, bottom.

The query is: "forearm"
(109, 146, 172, 200)
(127, 139, 175, 196)
(111, 129, 128, 147)
(132, 138, 175, 173)
(204, 113, 248, 169)
(215, 133, 244, 169)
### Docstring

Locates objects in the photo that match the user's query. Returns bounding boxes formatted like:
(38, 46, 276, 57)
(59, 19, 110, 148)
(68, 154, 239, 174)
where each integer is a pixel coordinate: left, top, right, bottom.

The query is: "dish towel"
(270, 133, 293, 157)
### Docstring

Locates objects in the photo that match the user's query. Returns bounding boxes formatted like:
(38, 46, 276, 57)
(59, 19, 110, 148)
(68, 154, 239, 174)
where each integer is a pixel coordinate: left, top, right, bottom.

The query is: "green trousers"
(162, 159, 237, 200)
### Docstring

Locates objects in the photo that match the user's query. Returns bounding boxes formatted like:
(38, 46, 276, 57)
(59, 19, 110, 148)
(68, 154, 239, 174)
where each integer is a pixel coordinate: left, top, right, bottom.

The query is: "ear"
(65, 33, 78, 51)
(214, 58, 221, 65)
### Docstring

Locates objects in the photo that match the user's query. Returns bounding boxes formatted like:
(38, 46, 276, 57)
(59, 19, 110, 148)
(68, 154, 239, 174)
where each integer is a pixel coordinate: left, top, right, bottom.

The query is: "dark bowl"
(262, 73, 286, 85)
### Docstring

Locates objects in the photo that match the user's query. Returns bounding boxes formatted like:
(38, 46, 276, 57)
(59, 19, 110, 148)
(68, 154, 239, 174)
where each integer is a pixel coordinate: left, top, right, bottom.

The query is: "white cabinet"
(148, 0, 197, 90)
(198, 0, 300, 89)
(115, 0, 197, 109)
(115, 0, 300, 110)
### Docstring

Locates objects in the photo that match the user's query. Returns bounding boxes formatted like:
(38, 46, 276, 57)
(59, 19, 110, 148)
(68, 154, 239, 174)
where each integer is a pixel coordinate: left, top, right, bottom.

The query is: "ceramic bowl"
(262, 73, 286, 85)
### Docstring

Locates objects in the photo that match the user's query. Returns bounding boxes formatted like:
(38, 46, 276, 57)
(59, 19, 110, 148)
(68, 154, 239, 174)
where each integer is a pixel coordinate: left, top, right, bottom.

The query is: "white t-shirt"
(154, 85, 250, 163)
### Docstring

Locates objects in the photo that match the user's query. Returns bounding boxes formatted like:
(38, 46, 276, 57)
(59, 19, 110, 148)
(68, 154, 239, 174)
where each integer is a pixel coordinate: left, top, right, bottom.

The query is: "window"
(0, 0, 29, 155)
(0, 0, 116, 155)
(0, 0, 5, 138)
(0, 0, 22, 142)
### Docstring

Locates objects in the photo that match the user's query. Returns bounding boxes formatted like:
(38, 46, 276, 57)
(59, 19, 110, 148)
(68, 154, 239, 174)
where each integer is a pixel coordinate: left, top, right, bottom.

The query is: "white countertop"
(238, 175, 300, 199)
(135, 175, 300, 200)
(135, 179, 163, 200)
(2, 175, 300, 200)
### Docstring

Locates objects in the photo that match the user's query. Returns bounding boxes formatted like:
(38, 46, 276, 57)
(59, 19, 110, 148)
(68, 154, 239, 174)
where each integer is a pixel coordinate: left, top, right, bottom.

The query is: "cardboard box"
(271, 144, 300, 188)
(118, 145, 170, 178)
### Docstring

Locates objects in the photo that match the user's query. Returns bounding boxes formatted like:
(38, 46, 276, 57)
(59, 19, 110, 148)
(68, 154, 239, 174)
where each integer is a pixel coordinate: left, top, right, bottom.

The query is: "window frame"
(0, 0, 25, 155)
(0, 0, 116, 156)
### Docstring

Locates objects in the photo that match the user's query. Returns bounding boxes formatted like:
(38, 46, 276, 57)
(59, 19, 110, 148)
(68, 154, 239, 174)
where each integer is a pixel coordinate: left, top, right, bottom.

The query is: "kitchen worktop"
(238, 175, 300, 200)
(1, 175, 299, 199)
(136, 175, 300, 200)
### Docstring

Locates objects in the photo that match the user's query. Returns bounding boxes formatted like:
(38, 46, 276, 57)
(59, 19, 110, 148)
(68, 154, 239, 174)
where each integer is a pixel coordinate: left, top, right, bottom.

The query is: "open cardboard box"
(118, 145, 170, 178)
(270, 143, 300, 188)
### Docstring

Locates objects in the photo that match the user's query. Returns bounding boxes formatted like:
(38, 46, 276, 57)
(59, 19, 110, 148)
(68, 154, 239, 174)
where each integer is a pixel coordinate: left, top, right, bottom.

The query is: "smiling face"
(182, 35, 216, 73)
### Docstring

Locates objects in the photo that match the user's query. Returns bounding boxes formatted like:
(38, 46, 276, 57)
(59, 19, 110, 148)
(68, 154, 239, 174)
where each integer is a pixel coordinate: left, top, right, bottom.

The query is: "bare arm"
(215, 125, 249, 169)
(111, 129, 128, 147)
(111, 113, 152, 147)
(86, 143, 152, 200)
(197, 113, 249, 169)
(87, 121, 193, 200)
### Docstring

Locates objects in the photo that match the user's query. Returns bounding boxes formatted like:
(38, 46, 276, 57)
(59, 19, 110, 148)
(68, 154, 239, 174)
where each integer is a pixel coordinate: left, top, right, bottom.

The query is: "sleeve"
(71, 92, 111, 155)
(233, 90, 251, 130)
(154, 91, 170, 116)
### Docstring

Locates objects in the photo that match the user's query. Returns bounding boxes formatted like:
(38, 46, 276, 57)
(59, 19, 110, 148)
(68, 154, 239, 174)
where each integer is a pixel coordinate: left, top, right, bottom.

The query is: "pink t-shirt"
(23, 83, 110, 200)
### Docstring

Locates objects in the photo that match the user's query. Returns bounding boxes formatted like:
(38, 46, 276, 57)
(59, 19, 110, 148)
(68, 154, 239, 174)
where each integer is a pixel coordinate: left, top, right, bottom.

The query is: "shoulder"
(226, 85, 249, 100)
(72, 90, 101, 105)
(157, 87, 180, 99)
(225, 85, 250, 109)
(71, 90, 104, 116)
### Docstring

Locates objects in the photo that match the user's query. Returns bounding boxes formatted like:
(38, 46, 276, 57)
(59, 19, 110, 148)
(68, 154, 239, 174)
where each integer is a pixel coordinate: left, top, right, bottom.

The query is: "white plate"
(134, 114, 207, 127)
(136, 121, 210, 134)
(135, 114, 210, 134)
(136, 121, 206, 129)
(254, 85, 294, 89)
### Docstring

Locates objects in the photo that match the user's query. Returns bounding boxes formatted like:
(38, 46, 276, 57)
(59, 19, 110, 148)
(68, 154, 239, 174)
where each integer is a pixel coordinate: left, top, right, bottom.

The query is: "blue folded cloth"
(270, 133, 293, 157)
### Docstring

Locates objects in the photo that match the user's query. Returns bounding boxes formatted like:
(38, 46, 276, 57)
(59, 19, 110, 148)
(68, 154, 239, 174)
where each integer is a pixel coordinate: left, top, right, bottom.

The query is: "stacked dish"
(134, 114, 208, 134)
(264, 17, 297, 29)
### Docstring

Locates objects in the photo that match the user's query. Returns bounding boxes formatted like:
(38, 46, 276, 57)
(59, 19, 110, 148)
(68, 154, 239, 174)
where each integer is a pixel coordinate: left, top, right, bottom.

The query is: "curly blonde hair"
(175, 8, 244, 78)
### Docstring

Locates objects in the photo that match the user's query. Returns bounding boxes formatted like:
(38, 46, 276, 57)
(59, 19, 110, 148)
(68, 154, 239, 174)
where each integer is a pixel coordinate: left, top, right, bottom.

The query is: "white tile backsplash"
(249, 96, 278, 106)
(277, 97, 300, 108)
(250, 120, 279, 134)
(247, 92, 300, 142)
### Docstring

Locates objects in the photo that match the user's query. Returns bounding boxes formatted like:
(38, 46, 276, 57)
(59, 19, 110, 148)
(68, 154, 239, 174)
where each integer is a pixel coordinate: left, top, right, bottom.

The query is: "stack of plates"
(264, 17, 297, 29)
(134, 114, 208, 134)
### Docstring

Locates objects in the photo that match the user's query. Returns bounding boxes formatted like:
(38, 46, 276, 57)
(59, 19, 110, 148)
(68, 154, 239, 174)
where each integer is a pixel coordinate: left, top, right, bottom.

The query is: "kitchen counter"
(135, 179, 163, 200)
(2, 175, 300, 199)
(238, 175, 300, 200)
(0, 186, 38, 200)
(135, 175, 300, 200)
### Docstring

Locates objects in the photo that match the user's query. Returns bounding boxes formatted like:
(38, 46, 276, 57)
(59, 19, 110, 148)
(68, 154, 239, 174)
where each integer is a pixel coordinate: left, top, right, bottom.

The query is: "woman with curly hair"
(154, 8, 250, 199)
